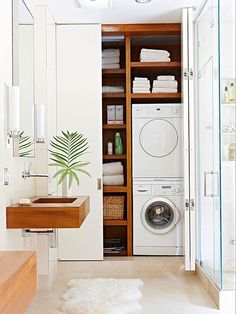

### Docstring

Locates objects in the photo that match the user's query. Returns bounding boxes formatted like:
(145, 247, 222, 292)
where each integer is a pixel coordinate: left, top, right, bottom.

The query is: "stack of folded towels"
(133, 77, 151, 93)
(103, 162, 124, 186)
(102, 49, 120, 69)
(102, 86, 125, 93)
(140, 48, 171, 62)
(152, 75, 178, 93)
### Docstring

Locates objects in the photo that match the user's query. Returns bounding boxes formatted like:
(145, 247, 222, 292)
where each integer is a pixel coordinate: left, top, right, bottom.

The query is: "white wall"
(0, 0, 36, 250)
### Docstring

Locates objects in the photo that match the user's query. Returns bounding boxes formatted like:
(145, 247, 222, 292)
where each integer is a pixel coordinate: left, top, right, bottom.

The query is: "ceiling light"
(74, 0, 112, 9)
(135, 0, 151, 3)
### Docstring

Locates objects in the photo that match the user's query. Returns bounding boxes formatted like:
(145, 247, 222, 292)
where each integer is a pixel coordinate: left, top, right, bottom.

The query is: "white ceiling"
(45, 0, 203, 24)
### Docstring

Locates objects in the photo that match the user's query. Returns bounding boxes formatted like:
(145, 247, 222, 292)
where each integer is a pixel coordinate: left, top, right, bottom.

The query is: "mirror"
(12, 0, 35, 157)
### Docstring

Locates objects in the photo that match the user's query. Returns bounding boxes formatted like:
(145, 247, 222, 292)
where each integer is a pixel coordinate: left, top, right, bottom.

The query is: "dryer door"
(141, 197, 180, 234)
(139, 119, 178, 158)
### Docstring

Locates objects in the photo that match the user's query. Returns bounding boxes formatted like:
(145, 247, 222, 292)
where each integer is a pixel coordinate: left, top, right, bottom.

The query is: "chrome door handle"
(204, 171, 213, 197)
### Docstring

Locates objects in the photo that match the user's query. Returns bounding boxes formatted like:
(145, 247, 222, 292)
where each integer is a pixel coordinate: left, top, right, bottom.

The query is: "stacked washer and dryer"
(132, 104, 184, 255)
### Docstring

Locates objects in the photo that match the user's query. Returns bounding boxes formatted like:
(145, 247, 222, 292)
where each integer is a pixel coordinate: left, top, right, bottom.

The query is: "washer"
(132, 103, 183, 178)
(133, 180, 184, 256)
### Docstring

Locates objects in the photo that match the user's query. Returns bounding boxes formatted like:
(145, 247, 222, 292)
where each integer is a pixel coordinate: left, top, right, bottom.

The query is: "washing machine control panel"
(152, 183, 183, 196)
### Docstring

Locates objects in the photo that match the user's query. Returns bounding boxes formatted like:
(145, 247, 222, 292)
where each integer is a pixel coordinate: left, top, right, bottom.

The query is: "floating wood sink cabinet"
(6, 196, 90, 229)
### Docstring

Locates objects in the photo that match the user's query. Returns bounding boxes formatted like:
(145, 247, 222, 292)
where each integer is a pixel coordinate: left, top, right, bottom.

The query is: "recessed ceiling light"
(135, 0, 151, 3)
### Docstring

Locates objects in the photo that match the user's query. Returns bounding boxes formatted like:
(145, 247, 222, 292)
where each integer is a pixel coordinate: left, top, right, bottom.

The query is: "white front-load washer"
(132, 104, 183, 178)
(133, 180, 184, 255)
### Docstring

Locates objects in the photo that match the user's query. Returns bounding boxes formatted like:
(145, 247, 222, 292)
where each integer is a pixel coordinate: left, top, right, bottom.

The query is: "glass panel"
(145, 202, 175, 230)
(219, 0, 236, 290)
(195, 0, 222, 288)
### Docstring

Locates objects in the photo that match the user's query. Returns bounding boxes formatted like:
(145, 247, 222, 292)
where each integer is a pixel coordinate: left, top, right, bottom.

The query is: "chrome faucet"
(22, 163, 50, 180)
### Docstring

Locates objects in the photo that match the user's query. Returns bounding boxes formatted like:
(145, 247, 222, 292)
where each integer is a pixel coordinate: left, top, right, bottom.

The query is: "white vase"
(62, 176, 72, 197)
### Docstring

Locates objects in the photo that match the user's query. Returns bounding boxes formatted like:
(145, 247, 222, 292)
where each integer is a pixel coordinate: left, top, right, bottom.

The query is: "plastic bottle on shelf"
(108, 139, 113, 155)
(115, 132, 123, 155)
(223, 86, 229, 104)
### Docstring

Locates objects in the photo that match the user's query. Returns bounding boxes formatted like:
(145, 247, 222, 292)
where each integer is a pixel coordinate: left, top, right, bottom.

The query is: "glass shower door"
(195, 0, 222, 288)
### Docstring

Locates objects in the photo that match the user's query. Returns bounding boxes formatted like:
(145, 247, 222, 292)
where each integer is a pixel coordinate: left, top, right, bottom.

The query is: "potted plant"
(49, 131, 91, 196)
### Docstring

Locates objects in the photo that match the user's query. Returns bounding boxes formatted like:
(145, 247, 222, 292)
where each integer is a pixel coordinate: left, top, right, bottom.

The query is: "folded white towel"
(133, 81, 150, 86)
(157, 75, 175, 81)
(153, 80, 178, 88)
(140, 57, 171, 62)
(141, 48, 170, 57)
(133, 89, 150, 93)
(102, 64, 120, 69)
(103, 175, 124, 186)
(103, 162, 123, 176)
(152, 87, 178, 93)
(134, 77, 148, 81)
(102, 86, 125, 93)
(102, 49, 120, 58)
(102, 57, 120, 65)
(133, 84, 150, 88)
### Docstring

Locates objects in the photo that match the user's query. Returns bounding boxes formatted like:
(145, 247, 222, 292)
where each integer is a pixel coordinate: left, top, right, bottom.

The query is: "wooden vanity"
(6, 196, 90, 229)
(0, 251, 37, 314)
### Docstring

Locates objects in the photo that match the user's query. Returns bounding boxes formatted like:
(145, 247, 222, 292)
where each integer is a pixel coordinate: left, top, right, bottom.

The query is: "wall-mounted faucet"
(22, 163, 51, 181)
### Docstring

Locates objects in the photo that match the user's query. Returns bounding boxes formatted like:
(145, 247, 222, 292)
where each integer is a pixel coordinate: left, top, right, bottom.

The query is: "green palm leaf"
(48, 130, 91, 187)
(19, 131, 33, 157)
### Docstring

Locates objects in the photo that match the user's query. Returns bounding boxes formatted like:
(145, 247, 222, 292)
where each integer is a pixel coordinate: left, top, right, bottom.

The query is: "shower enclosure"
(195, 0, 235, 292)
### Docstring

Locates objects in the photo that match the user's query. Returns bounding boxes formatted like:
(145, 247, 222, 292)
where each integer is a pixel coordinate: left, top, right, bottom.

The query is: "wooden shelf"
(103, 124, 126, 129)
(104, 219, 128, 226)
(103, 154, 127, 160)
(104, 250, 127, 257)
(102, 69, 126, 76)
(103, 186, 127, 193)
(131, 92, 182, 100)
(131, 61, 181, 68)
(102, 93, 126, 98)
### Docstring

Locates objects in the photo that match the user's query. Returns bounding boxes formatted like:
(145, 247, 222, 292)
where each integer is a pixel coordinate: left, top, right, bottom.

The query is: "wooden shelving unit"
(102, 23, 182, 257)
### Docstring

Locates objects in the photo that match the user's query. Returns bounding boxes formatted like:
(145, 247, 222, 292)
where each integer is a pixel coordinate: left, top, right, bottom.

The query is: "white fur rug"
(61, 278, 144, 314)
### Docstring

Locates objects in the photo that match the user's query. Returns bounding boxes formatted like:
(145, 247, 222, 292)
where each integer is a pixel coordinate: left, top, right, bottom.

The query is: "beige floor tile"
(26, 257, 233, 314)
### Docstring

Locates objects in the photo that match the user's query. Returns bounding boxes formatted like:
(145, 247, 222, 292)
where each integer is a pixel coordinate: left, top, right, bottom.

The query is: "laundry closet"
(56, 18, 195, 270)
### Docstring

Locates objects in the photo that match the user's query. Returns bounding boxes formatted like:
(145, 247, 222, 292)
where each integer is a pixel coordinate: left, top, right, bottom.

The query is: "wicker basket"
(103, 196, 125, 220)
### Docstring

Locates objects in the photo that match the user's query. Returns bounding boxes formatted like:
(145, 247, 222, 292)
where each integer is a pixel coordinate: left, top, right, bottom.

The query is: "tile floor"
(26, 257, 234, 314)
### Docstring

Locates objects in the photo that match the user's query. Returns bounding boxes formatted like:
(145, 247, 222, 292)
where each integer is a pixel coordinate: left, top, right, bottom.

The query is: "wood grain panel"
(0, 251, 37, 314)
(102, 24, 181, 35)
(6, 196, 90, 229)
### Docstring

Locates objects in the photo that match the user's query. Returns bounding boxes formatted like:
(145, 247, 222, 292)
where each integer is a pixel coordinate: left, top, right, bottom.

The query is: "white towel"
(152, 87, 178, 93)
(140, 57, 171, 62)
(133, 82, 150, 87)
(102, 57, 120, 65)
(103, 162, 123, 176)
(157, 75, 175, 81)
(133, 85, 150, 89)
(103, 175, 124, 186)
(102, 49, 120, 58)
(134, 77, 148, 81)
(153, 80, 178, 88)
(102, 86, 124, 93)
(140, 48, 170, 57)
(133, 89, 150, 93)
(102, 64, 120, 69)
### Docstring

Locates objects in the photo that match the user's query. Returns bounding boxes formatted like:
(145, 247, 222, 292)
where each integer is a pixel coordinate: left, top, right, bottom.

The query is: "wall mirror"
(12, 0, 35, 157)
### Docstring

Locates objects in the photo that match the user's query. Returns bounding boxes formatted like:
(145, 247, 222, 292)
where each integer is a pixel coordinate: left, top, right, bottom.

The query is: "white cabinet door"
(56, 25, 103, 260)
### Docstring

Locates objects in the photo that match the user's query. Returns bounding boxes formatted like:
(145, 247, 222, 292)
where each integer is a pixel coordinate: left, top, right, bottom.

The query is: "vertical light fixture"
(36, 104, 45, 143)
(6, 86, 20, 137)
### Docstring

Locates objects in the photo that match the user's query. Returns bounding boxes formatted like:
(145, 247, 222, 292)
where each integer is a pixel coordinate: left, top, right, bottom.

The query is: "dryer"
(133, 180, 184, 256)
(132, 104, 183, 179)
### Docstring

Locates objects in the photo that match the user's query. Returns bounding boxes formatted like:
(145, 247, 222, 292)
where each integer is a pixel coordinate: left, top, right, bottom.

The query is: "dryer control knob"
(175, 188, 180, 193)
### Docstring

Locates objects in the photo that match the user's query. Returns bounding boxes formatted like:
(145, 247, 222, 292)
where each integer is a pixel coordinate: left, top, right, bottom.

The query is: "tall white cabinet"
(56, 25, 103, 260)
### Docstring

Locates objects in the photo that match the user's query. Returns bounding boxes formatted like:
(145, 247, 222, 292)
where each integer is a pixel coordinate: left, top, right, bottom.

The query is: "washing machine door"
(139, 119, 178, 158)
(141, 197, 180, 234)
